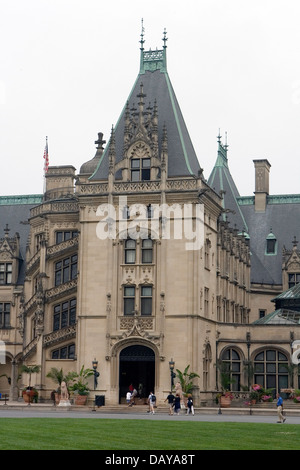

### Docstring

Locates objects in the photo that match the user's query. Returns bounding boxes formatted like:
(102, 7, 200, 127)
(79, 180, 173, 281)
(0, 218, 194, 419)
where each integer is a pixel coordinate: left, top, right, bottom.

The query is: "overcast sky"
(1, 0, 300, 197)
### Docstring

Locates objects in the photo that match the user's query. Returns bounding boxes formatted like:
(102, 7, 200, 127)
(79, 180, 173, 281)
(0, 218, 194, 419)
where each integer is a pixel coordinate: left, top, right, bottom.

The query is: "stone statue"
(58, 381, 71, 407)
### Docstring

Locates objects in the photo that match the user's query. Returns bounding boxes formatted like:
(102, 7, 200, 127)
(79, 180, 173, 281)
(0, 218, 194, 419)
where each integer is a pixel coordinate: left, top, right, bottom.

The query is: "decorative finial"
(95, 132, 106, 149)
(217, 129, 222, 143)
(4, 224, 10, 237)
(140, 18, 145, 49)
(162, 28, 168, 48)
(224, 131, 229, 149)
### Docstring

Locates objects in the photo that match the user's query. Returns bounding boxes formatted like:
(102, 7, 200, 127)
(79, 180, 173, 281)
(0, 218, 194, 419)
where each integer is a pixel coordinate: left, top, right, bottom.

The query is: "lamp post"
(169, 358, 175, 391)
(92, 359, 99, 390)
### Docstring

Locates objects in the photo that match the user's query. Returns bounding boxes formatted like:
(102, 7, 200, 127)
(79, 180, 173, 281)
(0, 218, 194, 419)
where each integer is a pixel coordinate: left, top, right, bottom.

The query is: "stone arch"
(110, 337, 159, 404)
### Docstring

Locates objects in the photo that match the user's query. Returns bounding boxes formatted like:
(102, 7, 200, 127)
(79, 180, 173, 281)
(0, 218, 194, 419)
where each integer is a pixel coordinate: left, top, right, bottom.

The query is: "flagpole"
(43, 136, 48, 195)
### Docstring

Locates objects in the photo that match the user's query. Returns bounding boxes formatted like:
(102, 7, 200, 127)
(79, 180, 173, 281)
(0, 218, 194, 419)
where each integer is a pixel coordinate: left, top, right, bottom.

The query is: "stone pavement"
(0, 401, 300, 423)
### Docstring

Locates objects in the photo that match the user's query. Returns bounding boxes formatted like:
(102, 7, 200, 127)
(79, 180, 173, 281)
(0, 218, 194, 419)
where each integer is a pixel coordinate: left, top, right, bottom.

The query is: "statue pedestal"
(58, 399, 71, 407)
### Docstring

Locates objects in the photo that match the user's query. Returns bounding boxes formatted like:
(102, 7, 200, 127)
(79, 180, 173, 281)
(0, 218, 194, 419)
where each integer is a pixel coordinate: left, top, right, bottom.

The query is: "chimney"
(253, 159, 271, 212)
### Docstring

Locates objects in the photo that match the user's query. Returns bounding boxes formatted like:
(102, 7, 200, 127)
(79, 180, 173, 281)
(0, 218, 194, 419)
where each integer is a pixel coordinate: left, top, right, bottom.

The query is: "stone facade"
(0, 32, 300, 405)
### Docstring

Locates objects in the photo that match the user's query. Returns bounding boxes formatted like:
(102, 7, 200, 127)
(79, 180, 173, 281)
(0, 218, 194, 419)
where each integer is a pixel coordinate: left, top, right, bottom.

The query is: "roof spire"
(162, 28, 168, 48)
(140, 18, 145, 50)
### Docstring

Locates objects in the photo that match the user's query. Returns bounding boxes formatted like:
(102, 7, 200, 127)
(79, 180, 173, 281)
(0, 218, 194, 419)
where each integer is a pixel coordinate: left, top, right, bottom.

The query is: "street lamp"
(92, 359, 99, 390)
(169, 358, 176, 391)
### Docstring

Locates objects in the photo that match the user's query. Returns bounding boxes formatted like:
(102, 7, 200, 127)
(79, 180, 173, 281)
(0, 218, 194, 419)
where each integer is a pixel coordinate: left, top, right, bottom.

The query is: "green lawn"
(0, 418, 299, 450)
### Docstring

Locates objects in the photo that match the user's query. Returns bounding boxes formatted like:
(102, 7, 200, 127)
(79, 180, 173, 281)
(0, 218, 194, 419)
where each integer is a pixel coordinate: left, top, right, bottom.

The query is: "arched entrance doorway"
(119, 345, 155, 403)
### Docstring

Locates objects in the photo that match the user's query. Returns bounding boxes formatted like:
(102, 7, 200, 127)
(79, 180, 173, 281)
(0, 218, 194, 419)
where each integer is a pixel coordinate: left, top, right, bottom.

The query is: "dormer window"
(131, 158, 151, 181)
(265, 229, 277, 255)
(0, 263, 12, 285)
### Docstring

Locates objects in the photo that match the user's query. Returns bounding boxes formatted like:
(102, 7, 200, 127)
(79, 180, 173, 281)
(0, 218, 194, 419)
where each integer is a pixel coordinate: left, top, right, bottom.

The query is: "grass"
(0, 418, 299, 450)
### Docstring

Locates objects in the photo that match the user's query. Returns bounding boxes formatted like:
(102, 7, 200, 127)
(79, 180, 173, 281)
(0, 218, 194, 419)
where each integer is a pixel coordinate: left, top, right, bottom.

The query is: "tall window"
(124, 286, 135, 315)
(204, 288, 209, 317)
(131, 158, 151, 181)
(142, 238, 153, 263)
(203, 344, 212, 391)
(55, 254, 77, 286)
(0, 263, 12, 285)
(221, 348, 241, 391)
(35, 233, 44, 252)
(254, 349, 288, 395)
(0, 303, 10, 328)
(125, 240, 136, 264)
(141, 286, 152, 315)
(53, 298, 76, 331)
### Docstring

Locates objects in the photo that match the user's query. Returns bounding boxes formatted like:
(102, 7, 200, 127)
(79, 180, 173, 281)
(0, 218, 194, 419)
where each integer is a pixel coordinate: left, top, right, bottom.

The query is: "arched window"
(221, 348, 241, 391)
(254, 349, 288, 394)
(125, 239, 136, 264)
(141, 238, 153, 263)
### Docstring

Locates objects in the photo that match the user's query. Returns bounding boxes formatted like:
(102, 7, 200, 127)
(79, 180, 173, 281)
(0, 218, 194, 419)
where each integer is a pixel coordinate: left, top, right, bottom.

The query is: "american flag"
(43, 137, 49, 173)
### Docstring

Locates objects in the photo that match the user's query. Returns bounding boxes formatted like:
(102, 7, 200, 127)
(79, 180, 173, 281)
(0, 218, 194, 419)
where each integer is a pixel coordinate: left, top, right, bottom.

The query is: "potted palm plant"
(21, 365, 41, 403)
(70, 365, 94, 405)
(175, 365, 200, 406)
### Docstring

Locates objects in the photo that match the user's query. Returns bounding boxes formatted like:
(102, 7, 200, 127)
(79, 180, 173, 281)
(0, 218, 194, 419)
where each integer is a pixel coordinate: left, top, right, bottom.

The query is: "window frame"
(54, 254, 78, 286)
(53, 298, 77, 331)
(124, 239, 136, 264)
(140, 285, 153, 316)
(124, 286, 135, 316)
(130, 157, 151, 182)
(0, 262, 12, 285)
(0, 302, 10, 328)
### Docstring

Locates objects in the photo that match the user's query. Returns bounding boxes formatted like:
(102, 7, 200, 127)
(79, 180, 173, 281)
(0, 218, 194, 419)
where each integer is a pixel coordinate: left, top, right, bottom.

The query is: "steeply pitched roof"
(208, 135, 249, 233)
(0, 195, 42, 284)
(208, 138, 300, 285)
(90, 34, 201, 181)
(240, 198, 300, 285)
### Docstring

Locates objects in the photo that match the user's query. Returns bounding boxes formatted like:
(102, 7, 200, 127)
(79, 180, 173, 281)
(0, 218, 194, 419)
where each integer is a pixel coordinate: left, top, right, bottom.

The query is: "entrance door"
(119, 345, 155, 403)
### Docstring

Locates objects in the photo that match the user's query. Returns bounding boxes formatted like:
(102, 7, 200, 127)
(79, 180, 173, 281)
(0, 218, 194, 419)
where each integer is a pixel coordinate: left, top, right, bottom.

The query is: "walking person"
(126, 390, 131, 406)
(186, 394, 194, 415)
(173, 394, 181, 415)
(148, 391, 156, 414)
(164, 392, 175, 415)
(276, 393, 286, 423)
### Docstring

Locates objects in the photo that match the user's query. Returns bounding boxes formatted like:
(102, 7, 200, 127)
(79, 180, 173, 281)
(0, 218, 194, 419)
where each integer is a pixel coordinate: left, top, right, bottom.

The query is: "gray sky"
(1, 0, 300, 197)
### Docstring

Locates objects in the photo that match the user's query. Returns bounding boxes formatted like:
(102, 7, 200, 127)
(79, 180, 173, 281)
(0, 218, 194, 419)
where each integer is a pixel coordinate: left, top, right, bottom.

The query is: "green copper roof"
(139, 26, 167, 73)
(273, 282, 300, 301)
(253, 309, 300, 324)
(0, 195, 43, 205)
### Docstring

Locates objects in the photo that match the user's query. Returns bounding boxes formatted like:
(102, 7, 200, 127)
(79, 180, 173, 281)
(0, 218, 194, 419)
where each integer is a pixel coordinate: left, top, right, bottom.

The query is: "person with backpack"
(148, 391, 156, 414)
